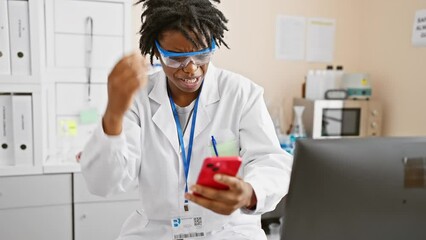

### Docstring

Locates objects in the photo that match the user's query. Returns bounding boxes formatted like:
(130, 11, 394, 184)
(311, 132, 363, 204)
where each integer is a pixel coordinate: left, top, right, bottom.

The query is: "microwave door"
(322, 109, 343, 136)
(322, 108, 361, 137)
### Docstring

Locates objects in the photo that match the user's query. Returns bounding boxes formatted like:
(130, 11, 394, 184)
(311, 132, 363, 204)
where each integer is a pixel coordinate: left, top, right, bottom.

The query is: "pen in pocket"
(211, 135, 219, 157)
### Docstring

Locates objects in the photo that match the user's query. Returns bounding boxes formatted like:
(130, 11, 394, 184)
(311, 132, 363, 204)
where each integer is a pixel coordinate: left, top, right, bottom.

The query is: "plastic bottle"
(335, 65, 344, 89)
(323, 65, 336, 98)
(306, 69, 327, 100)
(305, 70, 316, 100)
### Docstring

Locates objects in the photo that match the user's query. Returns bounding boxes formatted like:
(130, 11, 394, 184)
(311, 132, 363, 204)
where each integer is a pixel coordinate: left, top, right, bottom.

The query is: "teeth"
(183, 78, 197, 83)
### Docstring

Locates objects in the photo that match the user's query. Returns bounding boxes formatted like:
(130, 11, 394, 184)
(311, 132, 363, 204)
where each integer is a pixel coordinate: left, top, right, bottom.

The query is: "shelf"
(0, 82, 43, 93)
(0, 75, 41, 84)
(0, 165, 43, 177)
(43, 161, 81, 174)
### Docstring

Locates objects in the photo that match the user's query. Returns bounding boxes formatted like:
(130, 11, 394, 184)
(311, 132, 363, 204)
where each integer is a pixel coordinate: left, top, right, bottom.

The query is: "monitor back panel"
(283, 137, 426, 240)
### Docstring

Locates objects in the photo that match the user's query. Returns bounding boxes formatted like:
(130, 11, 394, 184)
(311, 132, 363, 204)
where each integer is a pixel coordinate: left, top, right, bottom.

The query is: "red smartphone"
(196, 156, 242, 190)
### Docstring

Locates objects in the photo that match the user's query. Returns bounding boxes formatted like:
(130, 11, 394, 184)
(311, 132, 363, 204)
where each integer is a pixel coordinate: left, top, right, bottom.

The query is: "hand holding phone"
(196, 156, 242, 190)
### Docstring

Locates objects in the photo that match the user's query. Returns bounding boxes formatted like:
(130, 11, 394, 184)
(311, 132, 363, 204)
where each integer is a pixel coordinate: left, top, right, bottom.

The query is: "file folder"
(12, 94, 33, 166)
(0, 93, 14, 166)
(0, 0, 11, 75)
(8, 0, 31, 75)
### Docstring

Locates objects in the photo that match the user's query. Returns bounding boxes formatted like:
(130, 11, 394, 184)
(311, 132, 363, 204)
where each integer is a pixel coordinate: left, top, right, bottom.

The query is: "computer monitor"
(282, 137, 426, 240)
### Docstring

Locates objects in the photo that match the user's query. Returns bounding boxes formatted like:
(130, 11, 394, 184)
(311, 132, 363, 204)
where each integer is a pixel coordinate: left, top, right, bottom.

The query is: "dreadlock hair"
(136, 0, 229, 64)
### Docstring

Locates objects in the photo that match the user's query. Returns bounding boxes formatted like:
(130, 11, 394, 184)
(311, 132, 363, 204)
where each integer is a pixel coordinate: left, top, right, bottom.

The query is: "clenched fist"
(103, 52, 149, 135)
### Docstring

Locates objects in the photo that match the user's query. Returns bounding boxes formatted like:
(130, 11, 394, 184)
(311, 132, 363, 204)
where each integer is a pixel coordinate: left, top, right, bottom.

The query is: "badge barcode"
(193, 217, 202, 226)
(174, 232, 205, 239)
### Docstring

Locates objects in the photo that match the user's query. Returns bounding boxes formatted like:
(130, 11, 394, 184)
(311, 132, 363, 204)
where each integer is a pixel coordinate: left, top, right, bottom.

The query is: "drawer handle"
(85, 16, 94, 102)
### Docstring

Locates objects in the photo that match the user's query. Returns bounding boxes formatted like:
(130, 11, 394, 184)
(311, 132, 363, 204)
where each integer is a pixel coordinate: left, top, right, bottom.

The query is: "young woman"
(81, 0, 292, 239)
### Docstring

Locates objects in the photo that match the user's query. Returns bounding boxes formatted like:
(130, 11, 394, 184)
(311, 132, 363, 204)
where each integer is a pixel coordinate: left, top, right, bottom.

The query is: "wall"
(359, 0, 426, 136)
(131, 0, 426, 136)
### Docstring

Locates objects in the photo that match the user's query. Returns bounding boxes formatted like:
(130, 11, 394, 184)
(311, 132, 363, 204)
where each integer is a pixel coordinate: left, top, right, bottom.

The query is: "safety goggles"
(155, 39, 216, 69)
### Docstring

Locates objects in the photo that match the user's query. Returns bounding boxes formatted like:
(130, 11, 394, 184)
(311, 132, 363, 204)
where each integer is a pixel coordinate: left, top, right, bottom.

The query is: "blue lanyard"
(168, 88, 201, 204)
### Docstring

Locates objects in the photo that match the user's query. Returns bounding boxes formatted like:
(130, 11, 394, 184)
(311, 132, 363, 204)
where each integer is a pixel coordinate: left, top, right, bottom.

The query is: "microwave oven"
(293, 98, 382, 139)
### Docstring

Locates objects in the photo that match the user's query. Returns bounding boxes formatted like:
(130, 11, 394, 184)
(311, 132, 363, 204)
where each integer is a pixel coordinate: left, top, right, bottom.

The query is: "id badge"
(171, 216, 205, 239)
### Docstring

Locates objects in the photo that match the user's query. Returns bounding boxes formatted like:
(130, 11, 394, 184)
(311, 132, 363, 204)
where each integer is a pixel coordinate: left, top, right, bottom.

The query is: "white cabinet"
(0, 174, 73, 240)
(54, 34, 123, 70)
(0, 0, 137, 237)
(1, 0, 132, 174)
(54, 0, 124, 36)
(45, 0, 131, 83)
(74, 201, 140, 240)
(0, 206, 73, 240)
(53, 82, 108, 162)
(0, 173, 140, 240)
(55, 83, 108, 116)
(43, 0, 132, 168)
(52, 0, 124, 75)
(73, 173, 140, 240)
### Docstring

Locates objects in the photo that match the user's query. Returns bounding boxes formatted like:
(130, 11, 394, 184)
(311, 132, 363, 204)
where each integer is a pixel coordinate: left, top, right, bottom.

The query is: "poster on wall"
(306, 18, 336, 63)
(275, 15, 306, 61)
(412, 9, 426, 47)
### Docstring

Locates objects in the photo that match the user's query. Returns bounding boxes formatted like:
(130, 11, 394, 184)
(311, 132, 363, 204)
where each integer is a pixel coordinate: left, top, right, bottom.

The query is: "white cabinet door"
(0, 174, 72, 209)
(0, 205, 73, 240)
(54, 84, 108, 162)
(55, 83, 108, 116)
(55, 116, 97, 162)
(72, 173, 140, 240)
(74, 201, 140, 240)
(44, 0, 131, 166)
(73, 173, 139, 203)
(0, 174, 73, 240)
(54, 34, 123, 70)
(54, 0, 124, 36)
(45, 0, 127, 82)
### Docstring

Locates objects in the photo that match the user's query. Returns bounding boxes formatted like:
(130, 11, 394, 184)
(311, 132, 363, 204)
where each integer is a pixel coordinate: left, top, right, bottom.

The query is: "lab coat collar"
(149, 63, 220, 157)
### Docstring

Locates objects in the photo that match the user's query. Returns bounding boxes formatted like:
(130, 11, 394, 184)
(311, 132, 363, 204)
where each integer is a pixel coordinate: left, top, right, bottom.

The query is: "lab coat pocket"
(210, 129, 240, 157)
(118, 209, 149, 237)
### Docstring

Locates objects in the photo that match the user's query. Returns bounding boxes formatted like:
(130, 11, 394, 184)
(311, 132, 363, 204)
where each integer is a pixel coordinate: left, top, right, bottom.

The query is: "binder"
(0, 93, 14, 166)
(0, 0, 11, 75)
(12, 94, 33, 166)
(8, 0, 31, 75)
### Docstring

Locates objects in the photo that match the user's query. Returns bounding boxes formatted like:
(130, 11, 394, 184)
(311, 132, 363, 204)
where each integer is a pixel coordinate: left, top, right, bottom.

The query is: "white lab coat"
(80, 64, 293, 239)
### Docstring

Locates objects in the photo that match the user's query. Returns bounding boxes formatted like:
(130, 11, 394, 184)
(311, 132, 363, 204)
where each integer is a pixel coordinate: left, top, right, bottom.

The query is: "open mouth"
(178, 76, 202, 88)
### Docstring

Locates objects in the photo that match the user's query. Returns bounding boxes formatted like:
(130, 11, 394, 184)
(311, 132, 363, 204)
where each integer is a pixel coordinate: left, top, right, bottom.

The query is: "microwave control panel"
(366, 102, 382, 137)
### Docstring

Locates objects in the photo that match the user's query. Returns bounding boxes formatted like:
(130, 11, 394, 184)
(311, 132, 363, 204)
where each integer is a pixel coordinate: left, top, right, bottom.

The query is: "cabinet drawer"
(56, 83, 108, 116)
(54, 0, 123, 36)
(0, 174, 72, 209)
(55, 34, 123, 69)
(0, 205, 73, 240)
(73, 173, 139, 203)
(74, 201, 140, 240)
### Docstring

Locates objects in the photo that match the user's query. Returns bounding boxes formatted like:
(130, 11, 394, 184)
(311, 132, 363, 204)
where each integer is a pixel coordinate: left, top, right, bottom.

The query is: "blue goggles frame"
(155, 39, 216, 58)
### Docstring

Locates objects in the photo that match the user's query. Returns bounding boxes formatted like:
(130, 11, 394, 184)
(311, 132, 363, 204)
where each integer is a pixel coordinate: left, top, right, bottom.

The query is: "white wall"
(359, 0, 426, 136)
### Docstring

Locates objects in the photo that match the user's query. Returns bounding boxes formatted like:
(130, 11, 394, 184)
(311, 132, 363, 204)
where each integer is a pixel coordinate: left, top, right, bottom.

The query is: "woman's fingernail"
(214, 174, 222, 181)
